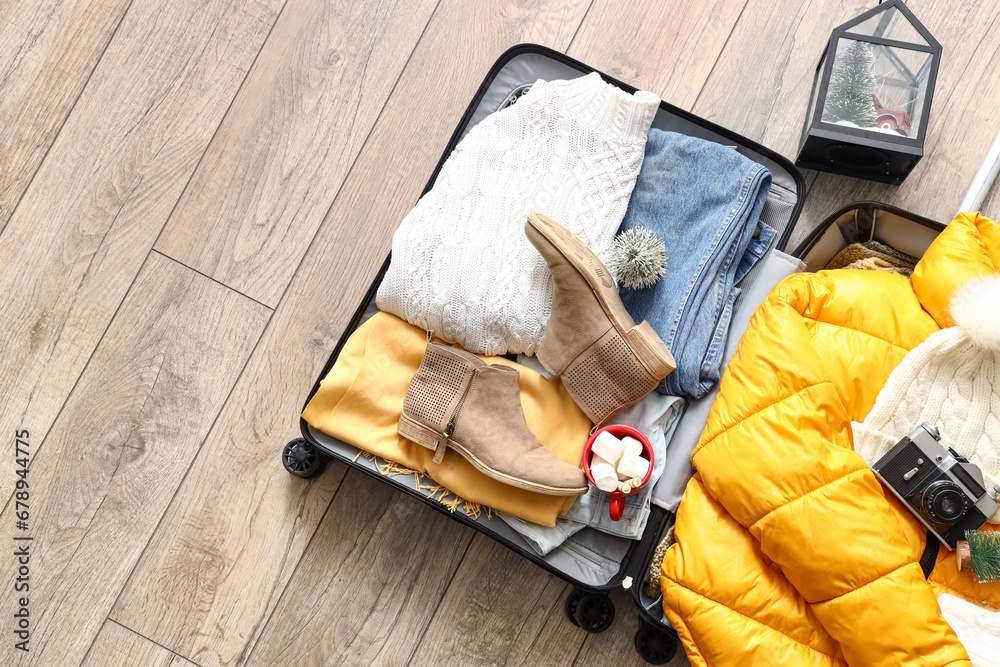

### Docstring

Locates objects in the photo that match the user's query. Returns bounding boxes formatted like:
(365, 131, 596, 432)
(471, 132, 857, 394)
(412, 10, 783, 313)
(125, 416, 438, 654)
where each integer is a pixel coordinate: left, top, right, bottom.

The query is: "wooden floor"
(2, 1, 1000, 665)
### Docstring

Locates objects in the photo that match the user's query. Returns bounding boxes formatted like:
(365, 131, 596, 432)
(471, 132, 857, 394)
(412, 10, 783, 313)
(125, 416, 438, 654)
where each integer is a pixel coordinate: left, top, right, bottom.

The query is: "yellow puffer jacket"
(660, 213, 1000, 666)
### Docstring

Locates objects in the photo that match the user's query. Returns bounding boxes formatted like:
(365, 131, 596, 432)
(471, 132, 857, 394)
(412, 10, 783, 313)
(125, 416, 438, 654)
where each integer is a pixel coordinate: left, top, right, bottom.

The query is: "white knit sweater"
(376, 72, 660, 355)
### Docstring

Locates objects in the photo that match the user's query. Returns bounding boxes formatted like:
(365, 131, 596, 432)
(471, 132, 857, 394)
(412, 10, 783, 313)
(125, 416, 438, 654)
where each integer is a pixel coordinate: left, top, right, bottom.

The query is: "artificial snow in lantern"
(796, 0, 941, 184)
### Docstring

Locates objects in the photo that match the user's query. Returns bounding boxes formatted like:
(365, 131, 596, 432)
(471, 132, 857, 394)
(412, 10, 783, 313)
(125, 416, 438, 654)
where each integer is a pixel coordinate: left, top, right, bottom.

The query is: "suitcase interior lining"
(799, 203, 945, 271)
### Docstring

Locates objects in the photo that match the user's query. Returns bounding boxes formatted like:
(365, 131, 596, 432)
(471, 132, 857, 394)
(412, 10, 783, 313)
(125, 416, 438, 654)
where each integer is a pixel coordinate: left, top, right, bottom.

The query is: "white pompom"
(948, 273, 1000, 350)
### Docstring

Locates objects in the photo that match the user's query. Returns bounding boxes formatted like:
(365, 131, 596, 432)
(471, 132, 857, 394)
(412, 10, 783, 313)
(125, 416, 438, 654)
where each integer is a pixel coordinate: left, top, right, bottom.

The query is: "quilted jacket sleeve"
(691, 270, 970, 666)
(662, 475, 846, 666)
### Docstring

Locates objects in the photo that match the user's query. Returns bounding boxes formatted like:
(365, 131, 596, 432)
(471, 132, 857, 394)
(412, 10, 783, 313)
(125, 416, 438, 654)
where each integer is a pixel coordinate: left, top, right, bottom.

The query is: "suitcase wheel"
(564, 588, 615, 633)
(281, 438, 327, 478)
(634, 619, 678, 665)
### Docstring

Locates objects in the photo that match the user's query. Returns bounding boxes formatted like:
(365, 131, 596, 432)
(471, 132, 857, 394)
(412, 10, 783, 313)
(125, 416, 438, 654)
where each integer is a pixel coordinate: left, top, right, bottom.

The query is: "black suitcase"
(281, 44, 808, 664)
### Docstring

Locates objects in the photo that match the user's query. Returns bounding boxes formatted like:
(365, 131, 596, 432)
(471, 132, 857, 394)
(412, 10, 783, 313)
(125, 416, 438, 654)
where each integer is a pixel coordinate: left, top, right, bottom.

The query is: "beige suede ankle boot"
(398, 338, 588, 496)
(526, 213, 675, 424)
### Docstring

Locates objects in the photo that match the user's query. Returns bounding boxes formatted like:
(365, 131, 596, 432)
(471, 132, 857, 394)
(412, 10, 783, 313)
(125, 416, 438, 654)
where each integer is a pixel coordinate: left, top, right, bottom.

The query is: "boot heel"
(398, 414, 441, 451)
(627, 321, 676, 380)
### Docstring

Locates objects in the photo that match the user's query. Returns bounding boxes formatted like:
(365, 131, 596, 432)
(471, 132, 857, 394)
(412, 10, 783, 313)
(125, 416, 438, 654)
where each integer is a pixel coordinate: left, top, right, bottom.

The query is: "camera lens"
(922, 481, 969, 523)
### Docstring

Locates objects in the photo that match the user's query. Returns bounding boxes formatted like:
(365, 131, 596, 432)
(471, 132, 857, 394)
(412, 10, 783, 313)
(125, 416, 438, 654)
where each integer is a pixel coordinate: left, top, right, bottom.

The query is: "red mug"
(582, 424, 654, 521)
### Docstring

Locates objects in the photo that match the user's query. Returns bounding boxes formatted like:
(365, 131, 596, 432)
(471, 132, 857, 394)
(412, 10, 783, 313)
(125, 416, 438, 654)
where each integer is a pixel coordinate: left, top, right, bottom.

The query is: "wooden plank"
(153, 0, 439, 307)
(0, 253, 270, 665)
(246, 470, 473, 665)
(0, 0, 131, 233)
(109, 2, 590, 665)
(690, 0, 870, 160)
(83, 620, 198, 667)
(408, 535, 583, 666)
(567, 0, 747, 109)
(573, 590, 690, 667)
(789, 0, 1000, 248)
(0, 0, 282, 480)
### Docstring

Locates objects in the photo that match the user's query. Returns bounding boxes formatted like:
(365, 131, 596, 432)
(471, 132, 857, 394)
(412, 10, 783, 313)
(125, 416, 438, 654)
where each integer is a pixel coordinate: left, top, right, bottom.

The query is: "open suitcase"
(281, 44, 808, 664)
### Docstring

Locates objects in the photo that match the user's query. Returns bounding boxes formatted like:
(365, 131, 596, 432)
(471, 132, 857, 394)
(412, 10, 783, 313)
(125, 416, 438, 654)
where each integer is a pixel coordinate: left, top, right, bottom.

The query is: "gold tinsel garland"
(352, 450, 496, 520)
(645, 525, 675, 599)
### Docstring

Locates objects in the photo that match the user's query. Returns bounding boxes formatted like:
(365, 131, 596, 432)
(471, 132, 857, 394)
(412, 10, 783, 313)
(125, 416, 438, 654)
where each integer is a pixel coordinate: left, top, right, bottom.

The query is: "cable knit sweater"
(376, 72, 660, 355)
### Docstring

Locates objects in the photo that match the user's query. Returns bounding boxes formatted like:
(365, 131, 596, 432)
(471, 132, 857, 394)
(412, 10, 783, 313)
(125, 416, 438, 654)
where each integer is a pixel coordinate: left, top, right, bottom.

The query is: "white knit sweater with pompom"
(376, 72, 660, 355)
(852, 273, 1000, 521)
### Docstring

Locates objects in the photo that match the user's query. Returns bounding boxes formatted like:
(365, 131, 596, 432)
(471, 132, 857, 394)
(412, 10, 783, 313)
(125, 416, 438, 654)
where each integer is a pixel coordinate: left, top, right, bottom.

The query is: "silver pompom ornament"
(608, 227, 666, 290)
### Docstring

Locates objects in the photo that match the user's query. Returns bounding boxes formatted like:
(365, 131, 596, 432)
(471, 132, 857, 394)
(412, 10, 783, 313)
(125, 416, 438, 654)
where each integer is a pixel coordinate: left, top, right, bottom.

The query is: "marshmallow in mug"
(615, 441, 641, 480)
(592, 453, 616, 470)
(590, 462, 620, 492)
(621, 436, 644, 458)
(617, 454, 650, 480)
(591, 430, 626, 464)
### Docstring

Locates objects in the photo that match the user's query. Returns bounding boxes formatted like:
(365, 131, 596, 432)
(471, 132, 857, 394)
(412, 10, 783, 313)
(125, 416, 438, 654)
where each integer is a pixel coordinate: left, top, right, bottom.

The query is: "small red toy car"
(871, 94, 912, 135)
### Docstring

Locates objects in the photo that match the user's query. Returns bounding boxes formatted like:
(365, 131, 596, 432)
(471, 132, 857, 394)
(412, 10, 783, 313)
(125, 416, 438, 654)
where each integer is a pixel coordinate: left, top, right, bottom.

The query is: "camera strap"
(919, 530, 940, 579)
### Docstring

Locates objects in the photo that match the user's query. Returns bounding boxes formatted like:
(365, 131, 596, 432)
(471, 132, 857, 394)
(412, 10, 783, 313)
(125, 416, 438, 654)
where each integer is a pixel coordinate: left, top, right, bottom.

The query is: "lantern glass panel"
(848, 6, 928, 45)
(820, 37, 929, 139)
(803, 50, 826, 142)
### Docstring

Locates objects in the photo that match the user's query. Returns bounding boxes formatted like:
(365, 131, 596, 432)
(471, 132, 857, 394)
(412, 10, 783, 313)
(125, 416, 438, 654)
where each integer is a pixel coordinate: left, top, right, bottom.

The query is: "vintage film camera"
(871, 423, 998, 550)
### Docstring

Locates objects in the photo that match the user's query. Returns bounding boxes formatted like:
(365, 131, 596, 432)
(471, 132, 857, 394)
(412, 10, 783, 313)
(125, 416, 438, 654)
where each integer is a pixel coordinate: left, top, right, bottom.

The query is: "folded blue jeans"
(498, 389, 684, 556)
(618, 130, 774, 398)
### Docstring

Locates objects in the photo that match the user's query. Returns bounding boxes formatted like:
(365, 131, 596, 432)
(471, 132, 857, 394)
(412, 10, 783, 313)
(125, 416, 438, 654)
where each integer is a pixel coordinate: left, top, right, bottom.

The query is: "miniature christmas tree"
(823, 40, 878, 127)
(608, 227, 666, 290)
(956, 530, 1000, 583)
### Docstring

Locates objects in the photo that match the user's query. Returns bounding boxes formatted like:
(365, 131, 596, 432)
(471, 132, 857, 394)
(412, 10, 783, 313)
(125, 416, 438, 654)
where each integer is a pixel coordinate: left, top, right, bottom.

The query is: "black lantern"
(796, 0, 941, 184)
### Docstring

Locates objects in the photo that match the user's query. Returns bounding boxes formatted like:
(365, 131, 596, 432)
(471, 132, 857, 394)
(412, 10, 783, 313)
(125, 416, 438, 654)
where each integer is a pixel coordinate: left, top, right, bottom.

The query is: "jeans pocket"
(734, 221, 777, 284)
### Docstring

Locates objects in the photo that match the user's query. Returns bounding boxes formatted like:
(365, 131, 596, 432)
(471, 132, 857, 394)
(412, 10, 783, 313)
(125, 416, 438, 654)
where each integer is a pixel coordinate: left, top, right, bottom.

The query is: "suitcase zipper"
(433, 372, 475, 464)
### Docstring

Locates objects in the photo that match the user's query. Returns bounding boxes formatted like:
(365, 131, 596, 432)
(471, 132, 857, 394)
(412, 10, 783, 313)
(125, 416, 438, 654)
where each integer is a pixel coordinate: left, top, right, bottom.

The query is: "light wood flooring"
(2, 1, 1000, 665)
